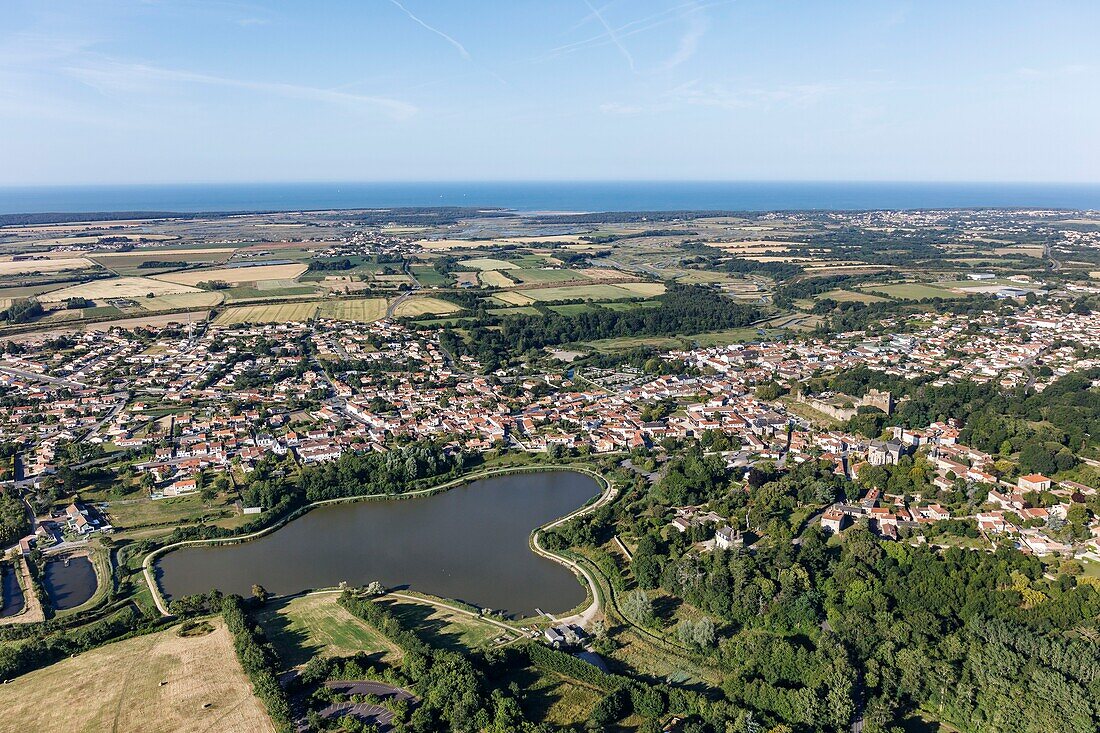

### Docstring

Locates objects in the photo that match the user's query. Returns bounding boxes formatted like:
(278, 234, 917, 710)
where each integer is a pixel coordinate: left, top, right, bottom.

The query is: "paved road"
(0, 366, 86, 389)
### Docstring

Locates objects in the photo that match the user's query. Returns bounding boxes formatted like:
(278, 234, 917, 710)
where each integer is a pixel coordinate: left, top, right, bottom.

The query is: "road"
(0, 366, 86, 389)
(384, 258, 421, 318)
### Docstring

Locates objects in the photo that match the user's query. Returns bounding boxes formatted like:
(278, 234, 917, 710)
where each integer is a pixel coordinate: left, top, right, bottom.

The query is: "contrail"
(582, 0, 635, 72)
(387, 0, 470, 59)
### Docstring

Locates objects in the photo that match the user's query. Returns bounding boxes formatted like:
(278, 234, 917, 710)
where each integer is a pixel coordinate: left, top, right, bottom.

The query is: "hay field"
(153, 263, 307, 286)
(392, 296, 460, 318)
(816, 289, 887, 303)
(479, 270, 515, 287)
(40, 277, 201, 302)
(138, 292, 225, 311)
(0, 257, 96, 275)
(862, 283, 963, 300)
(0, 619, 274, 733)
(492, 291, 537, 306)
(509, 268, 584, 284)
(459, 258, 520, 271)
(318, 298, 389, 322)
(215, 301, 323, 325)
(256, 593, 402, 668)
(521, 282, 664, 302)
(414, 238, 479, 250)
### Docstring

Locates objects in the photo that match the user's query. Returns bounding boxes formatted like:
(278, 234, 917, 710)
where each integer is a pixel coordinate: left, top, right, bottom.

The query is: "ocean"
(1, 181, 1099, 215)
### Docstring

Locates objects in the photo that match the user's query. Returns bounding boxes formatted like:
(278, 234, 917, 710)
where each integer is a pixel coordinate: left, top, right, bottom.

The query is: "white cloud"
(64, 59, 418, 119)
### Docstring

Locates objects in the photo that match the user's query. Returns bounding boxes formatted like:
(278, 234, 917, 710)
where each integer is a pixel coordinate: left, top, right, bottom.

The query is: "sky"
(2, 0, 1099, 186)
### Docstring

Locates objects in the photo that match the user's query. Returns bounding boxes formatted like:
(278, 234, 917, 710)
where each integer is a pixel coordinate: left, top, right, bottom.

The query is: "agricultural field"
(0, 619, 274, 733)
(0, 257, 97, 275)
(392, 296, 460, 318)
(409, 265, 449, 286)
(815, 288, 888, 303)
(521, 282, 665, 302)
(861, 282, 965, 300)
(136, 291, 225, 311)
(224, 285, 321, 301)
(491, 291, 537, 306)
(39, 276, 201, 302)
(508, 268, 587, 284)
(318, 298, 389, 322)
(214, 301, 323, 325)
(153, 263, 308, 286)
(459, 258, 520, 270)
(478, 270, 515, 287)
(255, 593, 403, 669)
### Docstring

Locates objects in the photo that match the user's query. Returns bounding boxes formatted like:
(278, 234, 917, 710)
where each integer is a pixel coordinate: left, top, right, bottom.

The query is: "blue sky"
(2, 0, 1098, 185)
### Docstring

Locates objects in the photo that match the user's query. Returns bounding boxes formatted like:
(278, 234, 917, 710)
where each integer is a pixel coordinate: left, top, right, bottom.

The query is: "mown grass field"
(815, 288, 887, 303)
(392, 296, 459, 318)
(521, 282, 665, 302)
(153, 263, 307, 286)
(318, 298, 389, 322)
(40, 276, 201, 302)
(508, 268, 587, 284)
(255, 593, 403, 668)
(215, 301, 322, 325)
(861, 283, 965, 300)
(0, 257, 96, 275)
(375, 597, 501, 652)
(478, 270, 515, 287)
(0, 619, 274, 733)
(459, 257, 519, 270)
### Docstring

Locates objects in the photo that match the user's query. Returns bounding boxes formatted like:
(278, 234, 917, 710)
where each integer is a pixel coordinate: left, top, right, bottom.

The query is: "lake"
(44, 555, 97, 611)
(155, 470, 601, 617)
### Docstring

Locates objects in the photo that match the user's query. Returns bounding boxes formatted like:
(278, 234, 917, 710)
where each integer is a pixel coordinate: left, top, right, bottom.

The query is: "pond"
(0, 564, 25, 618)
(44, 555, 98, 610)
(156, 470, 601, 617)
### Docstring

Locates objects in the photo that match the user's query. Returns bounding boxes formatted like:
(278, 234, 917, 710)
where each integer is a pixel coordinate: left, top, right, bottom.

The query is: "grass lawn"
(375, 597, 501, 652)
(105, 494, 233, 532)
(501, 665, 604, 728)
(255, 593, 403, 669)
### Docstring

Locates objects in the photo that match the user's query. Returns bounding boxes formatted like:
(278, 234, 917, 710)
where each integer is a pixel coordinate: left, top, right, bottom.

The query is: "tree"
(251, 584, 269, 604)
(366, 581, 385, 596)
(623, 589, 652, 625)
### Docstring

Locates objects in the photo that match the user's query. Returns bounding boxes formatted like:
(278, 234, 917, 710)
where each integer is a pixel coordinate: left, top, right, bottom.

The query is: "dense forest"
(438, 284, 760, 369)
(543, 453, 1100, 732)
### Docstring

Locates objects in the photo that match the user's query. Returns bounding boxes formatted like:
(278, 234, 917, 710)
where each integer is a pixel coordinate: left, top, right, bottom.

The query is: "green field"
(375, 597, 502, 652)
(479, 270, 516, 287)
(816, 288, 887, 303)
(410, 265, 449, 286)
(392, 296, 460, 318)
(255, 593, 403, 669)
(223, 285, 320, 301)
(862, 283, 965, 300)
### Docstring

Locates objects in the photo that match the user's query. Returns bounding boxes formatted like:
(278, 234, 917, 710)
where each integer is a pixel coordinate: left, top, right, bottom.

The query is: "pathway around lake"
(142, 464, 613, 619)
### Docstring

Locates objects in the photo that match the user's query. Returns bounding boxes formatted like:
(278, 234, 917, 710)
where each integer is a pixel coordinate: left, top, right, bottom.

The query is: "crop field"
(136, 291, 226, 311)
(459, 258, 520, 270)
(318, 298, 389, 322)
(815, 289, 888, 303)
(488, 306, 541, 316)
(0, 257, 97, 275)
(39, 276, 201, 302)
(520, 282, 665, 302)
(0, 619, 274, 733)
(152, 263, 308, 286)
(491, 291, 537, 306)
(255, 593, 403, 669)
(215, 301, 323, 325)
(509, 268, 586, 284)
(478, 270, 515, 287)
(862, 283, 965, 300)
(409, 265, 449, 286)
(453, 271, 480, 287)
(392, 296, 460, 318)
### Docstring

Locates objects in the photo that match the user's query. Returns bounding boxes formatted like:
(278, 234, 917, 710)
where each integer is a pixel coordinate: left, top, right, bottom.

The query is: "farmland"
(0, 257, 97, 275)
(861, 282, 966, 300)
(0, 619, 274, 733)
(392, 296, 460, 318)
(153, 263, 308, 287)
(478, 270, 515, 287)
(459, 257, 520, 270)
(520, 282, 666, 302)
(214, 301, 323, 325)
(318, 298, 389, 322)
(39, 276, 201, 302)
